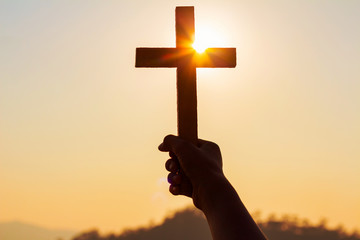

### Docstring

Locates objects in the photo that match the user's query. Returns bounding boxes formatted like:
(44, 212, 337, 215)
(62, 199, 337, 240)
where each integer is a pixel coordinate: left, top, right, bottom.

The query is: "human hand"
(159, 135, 268, 240)
(158, 135, 224, 209)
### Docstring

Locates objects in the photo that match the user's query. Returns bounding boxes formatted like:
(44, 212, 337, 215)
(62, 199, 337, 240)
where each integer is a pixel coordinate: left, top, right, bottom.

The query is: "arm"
(159, 135, 267, 240)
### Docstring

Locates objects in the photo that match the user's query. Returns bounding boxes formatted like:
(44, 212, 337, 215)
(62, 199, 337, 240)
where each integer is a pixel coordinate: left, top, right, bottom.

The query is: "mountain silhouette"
(2, 209, 359, 240)
(73, 208, 211, 240)
(0, 221, 76, 240)
(72, 208, 360, 240)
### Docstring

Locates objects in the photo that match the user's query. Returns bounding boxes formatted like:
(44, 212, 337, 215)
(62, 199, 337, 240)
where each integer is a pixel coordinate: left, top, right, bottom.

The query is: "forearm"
(198, 174, 267, 240)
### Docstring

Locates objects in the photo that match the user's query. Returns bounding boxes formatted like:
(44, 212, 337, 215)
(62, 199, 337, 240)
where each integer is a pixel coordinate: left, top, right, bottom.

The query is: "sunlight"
(192, 26, 224, 53)
(192, 41, 207, 53)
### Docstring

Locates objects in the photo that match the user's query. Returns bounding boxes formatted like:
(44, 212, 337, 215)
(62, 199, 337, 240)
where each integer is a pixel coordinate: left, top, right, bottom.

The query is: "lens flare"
(192, 26, 225, 53)
(192, 41, 207, 53)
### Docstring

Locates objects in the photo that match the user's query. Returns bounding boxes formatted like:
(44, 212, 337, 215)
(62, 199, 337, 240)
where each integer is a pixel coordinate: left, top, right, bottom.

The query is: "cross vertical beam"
(176, 7, 198, 144)
(176, 6, 195, 48)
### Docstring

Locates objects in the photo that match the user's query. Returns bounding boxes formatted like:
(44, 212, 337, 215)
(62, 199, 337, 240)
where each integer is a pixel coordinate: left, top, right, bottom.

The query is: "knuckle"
(163, 134, 175, 144)
(167, 173, 175, 184)
(208, 141, 220, 150)
(170, 185, 180, 195)
(165, 159, 172, 171)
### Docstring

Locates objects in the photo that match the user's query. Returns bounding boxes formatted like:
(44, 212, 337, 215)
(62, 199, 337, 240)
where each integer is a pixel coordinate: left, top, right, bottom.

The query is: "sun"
(192, 41, 208, 53)
(192, 26, 225, 53)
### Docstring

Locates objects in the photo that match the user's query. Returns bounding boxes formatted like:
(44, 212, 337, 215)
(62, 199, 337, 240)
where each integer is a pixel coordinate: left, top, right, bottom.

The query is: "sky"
(1, 0, 359, 234)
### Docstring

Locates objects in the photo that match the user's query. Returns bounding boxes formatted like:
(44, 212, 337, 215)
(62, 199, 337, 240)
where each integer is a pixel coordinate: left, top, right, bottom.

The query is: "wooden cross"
(136, 6, 236, 145)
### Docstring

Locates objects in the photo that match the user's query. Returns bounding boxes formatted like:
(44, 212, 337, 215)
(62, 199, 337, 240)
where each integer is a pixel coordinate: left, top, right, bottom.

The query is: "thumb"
(158, 135, 195, 157)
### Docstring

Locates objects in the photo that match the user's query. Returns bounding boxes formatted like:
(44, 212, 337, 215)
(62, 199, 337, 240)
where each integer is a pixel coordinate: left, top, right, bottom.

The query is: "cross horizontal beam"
(136, 47, 236, 68)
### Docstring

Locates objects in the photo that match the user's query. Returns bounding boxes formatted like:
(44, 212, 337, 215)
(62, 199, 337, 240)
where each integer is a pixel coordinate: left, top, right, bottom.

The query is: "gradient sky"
(1, 0, 359, 234)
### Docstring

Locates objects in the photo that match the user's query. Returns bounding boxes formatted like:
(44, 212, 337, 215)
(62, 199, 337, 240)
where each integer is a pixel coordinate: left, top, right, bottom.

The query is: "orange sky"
(1, 0, 359, 234)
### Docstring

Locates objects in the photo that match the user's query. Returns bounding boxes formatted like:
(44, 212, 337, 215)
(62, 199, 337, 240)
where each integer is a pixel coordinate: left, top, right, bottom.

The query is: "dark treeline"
(72, 208, 360, 240)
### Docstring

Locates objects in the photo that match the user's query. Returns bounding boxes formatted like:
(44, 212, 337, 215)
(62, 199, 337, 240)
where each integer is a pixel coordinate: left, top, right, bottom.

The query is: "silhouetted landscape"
(71, 208, 360, 240)
(0, 221, 75, 240)
(1, 208, 359, 240)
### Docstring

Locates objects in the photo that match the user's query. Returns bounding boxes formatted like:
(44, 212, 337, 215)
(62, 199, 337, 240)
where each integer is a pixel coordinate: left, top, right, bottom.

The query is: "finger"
(158, 143, 167, 152)
(165, 159, 172, 172)
(159, 135, 197, 158)
(158, 135, 177, 152)
(167, 172, 182, 185)
(172, 172, 193, 197)
(168, 178, 192, 197)
(169, 185, 180, 195)
(172, 174, 182, 184)
(167, 172, 175, 184)
(165, 159, 180, 173)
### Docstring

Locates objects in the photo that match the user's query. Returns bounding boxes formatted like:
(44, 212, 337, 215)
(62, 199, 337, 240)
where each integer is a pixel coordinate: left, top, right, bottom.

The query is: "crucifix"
(136, 6, 236, 145)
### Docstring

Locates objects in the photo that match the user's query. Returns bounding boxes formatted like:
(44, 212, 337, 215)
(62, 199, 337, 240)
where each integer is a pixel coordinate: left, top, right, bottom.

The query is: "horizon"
(1, 0, 359, 234)
(1, 207, 359, 235)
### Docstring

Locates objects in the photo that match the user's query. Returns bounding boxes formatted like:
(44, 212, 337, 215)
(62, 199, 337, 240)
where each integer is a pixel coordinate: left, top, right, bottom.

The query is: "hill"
(0, 221, 76, 240)
(72, 208, 360, 240)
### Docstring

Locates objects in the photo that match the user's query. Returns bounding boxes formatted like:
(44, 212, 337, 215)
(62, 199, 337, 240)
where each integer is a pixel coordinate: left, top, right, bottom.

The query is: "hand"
(158, 135, 224, 209)
(159, 135, 268, 240)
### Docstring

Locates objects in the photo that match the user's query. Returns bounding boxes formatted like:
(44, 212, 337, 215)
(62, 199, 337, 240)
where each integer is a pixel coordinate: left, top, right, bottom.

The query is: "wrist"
(193, 172, 230, 210)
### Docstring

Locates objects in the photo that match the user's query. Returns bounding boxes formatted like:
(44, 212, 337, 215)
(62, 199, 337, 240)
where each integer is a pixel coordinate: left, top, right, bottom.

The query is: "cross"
(136, 6, 236, 145)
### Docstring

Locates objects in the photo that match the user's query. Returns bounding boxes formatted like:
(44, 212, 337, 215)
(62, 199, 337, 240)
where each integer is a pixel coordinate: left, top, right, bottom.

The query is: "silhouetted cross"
(136, 6, 236, 145)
